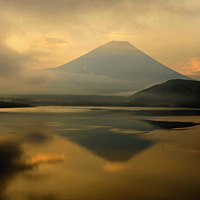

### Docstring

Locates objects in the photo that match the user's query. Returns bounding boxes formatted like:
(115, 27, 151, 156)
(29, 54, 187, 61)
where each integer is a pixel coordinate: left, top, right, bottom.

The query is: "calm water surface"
(0, 106, 200, 200)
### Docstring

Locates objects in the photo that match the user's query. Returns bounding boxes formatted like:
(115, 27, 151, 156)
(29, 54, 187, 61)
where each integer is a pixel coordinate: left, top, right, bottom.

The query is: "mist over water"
(0, 107, 200, 200)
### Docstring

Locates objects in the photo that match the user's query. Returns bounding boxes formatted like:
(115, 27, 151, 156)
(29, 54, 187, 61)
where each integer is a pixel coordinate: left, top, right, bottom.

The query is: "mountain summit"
(86, 40, 140, 55)
(51, 41, 190, 94)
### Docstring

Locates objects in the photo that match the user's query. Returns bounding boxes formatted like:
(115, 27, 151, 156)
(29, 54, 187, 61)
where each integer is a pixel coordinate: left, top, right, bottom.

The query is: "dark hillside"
(129, 79, 200, 108)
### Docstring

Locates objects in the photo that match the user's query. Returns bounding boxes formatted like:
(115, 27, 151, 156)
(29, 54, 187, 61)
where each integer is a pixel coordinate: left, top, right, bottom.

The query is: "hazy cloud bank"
(0, 0, 199, 94)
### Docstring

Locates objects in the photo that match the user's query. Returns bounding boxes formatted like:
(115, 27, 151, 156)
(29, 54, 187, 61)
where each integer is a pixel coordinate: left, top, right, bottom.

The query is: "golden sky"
(0, 0, 200, 93)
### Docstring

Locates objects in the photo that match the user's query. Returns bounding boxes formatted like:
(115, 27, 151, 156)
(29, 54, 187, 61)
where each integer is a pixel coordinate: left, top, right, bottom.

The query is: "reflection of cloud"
(103, 162, 125, 173)
(179, 147, 200, 154)
(27, 154, 67, 165)
(45, 122, 64, 127)
(186, 149, 200, 153)
(58, 125, 107, 131)
(110, 128, 146, 134)
(0, 141, 28, 175)
(0, 140, 31, 199)
(0, 128, 64, 199)
(33, 37, 68, 47)
(24, 131, 53, 145)
(29, 194, 58, 200)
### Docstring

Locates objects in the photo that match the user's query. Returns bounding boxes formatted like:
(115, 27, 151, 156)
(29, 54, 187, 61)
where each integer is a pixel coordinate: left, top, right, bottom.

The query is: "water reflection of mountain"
(61, 128, 153, 162)
(60, 118, 199, 162)
(1, 110, 199, 164)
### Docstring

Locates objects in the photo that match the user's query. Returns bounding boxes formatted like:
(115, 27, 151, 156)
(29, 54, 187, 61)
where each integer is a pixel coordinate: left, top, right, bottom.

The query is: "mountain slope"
(50, 41, 190, 94)
(129, 79, 200, 108)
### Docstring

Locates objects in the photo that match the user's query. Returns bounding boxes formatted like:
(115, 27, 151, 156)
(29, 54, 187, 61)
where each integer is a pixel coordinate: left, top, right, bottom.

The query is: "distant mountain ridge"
(2, 79, 199, 108)
(49, 41, 190, 94)
(129, 79, 200, 108)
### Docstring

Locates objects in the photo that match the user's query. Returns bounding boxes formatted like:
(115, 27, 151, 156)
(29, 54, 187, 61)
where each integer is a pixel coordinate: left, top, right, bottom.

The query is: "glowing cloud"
(104, 31, 136, 40)
(32, 37, 68, 47)
(5, 36, 30, 53)
(27, 154, 67, 165)
(103, 162, 125, 173)
(110, 128, 145, 134)
(181, 57, 200, 75)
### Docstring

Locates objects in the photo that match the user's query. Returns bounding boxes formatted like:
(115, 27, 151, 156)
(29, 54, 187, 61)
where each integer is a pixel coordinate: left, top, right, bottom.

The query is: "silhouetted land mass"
(0, 101, 31, 108)
(143, 120, 199, 129)
(129, 79, 200, 108)
(0, 95, 129, 106)
(0, 79, 199, 108)
(109, 109, 200, 116)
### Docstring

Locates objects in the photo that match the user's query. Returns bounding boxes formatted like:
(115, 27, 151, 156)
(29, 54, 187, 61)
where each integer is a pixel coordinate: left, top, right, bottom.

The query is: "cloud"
(0, 34, 58, 93)
(0, 40, 26, 78)
(0, 44, 58, 93)
(32, 37, 68, 47)
(180, 57, 200, 79)
(0, 69, 57, 94)
(2, 0, 200, 18)
(0, 15, 59, 93)
(183, 57, 200, 74)
(0, 0, 200, 93)
(104, 31, 136, 40)
(48, 71, 139, 94)
(2, 0, 200, 38)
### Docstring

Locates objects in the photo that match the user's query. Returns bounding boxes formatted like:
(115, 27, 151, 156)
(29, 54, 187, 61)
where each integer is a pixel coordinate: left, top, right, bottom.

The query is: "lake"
(0, 106, 200, 200)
